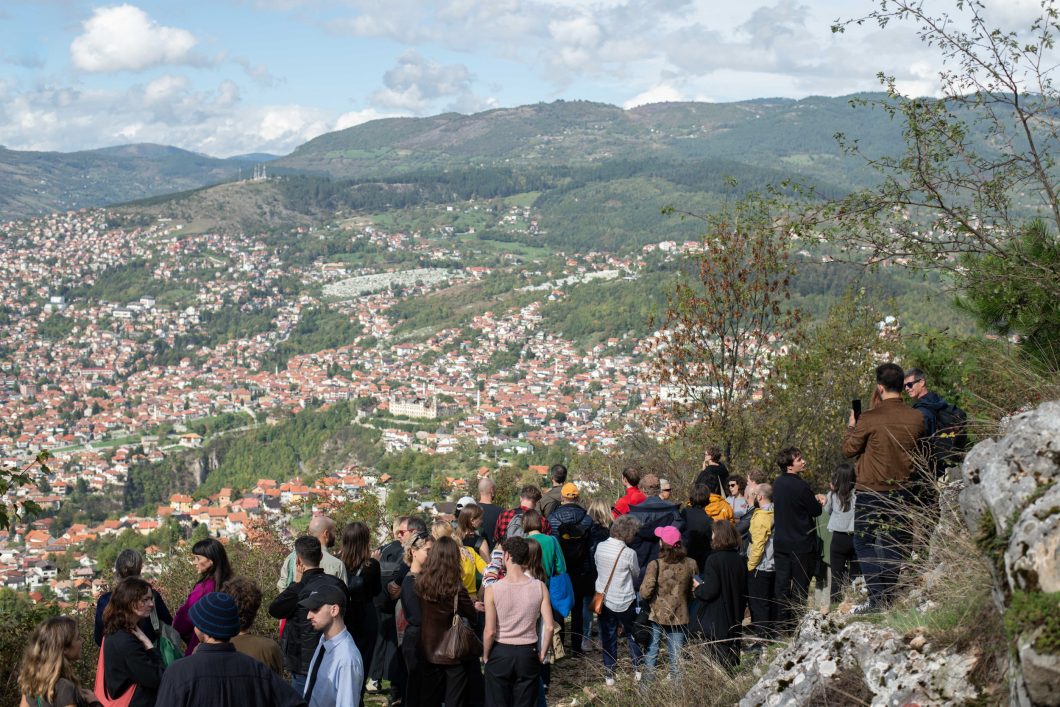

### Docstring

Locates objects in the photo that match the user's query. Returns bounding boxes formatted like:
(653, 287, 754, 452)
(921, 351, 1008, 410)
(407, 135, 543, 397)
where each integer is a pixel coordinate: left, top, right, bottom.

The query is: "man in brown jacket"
(842, 362, 924, 614)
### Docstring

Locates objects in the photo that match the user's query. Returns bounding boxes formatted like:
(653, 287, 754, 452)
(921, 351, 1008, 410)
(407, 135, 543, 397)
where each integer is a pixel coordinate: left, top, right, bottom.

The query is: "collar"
(196, 642, 236, 653)
(302, 567, 325, 576)
(322, 627, 351, 649)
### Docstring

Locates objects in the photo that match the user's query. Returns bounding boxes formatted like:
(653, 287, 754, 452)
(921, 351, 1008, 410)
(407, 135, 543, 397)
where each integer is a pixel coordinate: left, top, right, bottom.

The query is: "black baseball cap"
(298, 584, 348, 611)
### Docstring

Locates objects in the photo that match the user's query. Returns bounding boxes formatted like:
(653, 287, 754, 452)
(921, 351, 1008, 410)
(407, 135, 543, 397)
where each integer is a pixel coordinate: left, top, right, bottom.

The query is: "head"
(524, 537, 547, 583)
(654, 525, 686, 563)
(502, 536, 530, 568)
(392, 515, 411, 543)
(221, 576, 262, 633)
(831, 463, 856, 512)
(639, 474, 661, 497)
(299, 584, 347, 634)
(339, 521, 372, 573)
(727, 476, 746, 497)
(550, 463, 568, 486)
(403, 528, 433, 567)
(610, 514, 642, 544)
(755, 483, 773, 507)
(103, 576, 154, 635)
(307, 515, 337, 549)
(455, 496, 477, 514)
(294, 535, 323, 570)
(191, 537, 232, 588)
(711, 521, 740, 551)
(431, 519, 454, 540)
(478, 477, 496, 502)
(690, 483, 711, 508)
(903, 367, 928, 399)
(705, 445, 722, 466)
(560, 482, 580, 505)
(458, 504, 484, 536)
(775, 446, 805, 475)
(747, 468, 768, 485)
(621, 466, 641, 488)
(19, 616, 81, 700)
(523, 508, 544, 533)
(587, 499, 613, 528)
(406, 515, 428, 537)
(189, 591, 241, 643)
(519, 484, 542, 510)
(416, 536, 463, 602)
(658, 478, 672, 500)
(114, 549, 144, 580)
(876, 362, 905, 395)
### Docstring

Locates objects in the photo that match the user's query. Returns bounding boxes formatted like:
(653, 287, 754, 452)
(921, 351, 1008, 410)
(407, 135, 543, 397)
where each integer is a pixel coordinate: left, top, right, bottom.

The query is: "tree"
(829, 1, 1060, 350)
(0, 451, 49, 531)
(648, 191, 801, 462)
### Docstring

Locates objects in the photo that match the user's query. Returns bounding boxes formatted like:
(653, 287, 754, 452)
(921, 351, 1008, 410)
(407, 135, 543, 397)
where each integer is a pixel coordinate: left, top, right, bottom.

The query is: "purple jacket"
(172, 577, 215, 655)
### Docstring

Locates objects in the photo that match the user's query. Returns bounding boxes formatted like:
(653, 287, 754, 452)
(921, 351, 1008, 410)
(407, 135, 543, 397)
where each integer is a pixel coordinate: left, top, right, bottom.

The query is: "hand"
(815, 494, 826, 504)
(131, 627, 153, 651)
(539, 649, 549, 663)
(692, 577, 702, 588)
(372, 548, 381, 560)
(848, 410, 857, 428)
(387, 581, 401, 599)
(474, 601, 485, 613)
(79, 688, 99, 704)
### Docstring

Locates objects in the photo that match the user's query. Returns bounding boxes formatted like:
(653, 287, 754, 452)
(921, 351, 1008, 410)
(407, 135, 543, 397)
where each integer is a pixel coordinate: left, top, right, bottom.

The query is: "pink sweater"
(492, 577, 544, 645)
(172, 577, 215, 655)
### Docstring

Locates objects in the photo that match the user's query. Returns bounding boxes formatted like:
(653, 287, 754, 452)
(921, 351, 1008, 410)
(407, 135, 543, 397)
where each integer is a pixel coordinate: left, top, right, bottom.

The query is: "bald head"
(478, 478, 496, 502)
(308, 515, 336, 548)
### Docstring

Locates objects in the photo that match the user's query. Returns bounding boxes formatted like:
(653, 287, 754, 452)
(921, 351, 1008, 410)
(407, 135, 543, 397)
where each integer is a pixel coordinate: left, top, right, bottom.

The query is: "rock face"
(740, 613, 980, 707)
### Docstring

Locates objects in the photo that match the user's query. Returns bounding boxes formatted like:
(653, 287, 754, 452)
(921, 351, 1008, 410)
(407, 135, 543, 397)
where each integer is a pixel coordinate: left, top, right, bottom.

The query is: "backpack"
(556, 509, 591, 571)
(505, 510, 528, 539)
(929, 403, 969, 471)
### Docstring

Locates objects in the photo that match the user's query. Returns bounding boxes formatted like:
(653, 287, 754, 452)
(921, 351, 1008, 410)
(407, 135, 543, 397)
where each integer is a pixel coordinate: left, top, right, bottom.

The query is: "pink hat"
(654, 526, 681, 546)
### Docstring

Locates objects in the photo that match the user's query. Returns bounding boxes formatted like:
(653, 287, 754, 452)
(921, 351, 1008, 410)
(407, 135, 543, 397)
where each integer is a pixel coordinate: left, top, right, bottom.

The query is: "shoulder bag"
(433, 591, 483, 662)
(94, 639, 136, 707)
(548, 538, 575, 618)
(149, 602, 183, 667)
(590, 546, 624, 616)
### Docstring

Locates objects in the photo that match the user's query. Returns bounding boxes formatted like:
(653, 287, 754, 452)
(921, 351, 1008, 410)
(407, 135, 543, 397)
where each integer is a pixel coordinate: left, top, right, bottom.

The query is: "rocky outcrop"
(959, 400, 1060, 707)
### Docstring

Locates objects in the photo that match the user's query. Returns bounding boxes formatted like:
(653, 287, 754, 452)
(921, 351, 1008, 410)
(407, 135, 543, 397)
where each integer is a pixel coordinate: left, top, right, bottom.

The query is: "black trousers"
(774, 550, 815, 633)
(485, 643, 540, 707)
(409, 660, 468, 707)
(829, 531, 858, 604)
(746, 568, 778, 640)
(565, 577, 594, 652)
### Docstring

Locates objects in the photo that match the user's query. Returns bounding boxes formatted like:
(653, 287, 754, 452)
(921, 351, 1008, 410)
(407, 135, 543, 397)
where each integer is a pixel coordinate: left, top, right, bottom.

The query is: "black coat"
(154, 642, 305, 707)
(629, 496, 684, 586)
(693, 549, 747, 641)
(695, 463, 730, 494)
(681, 506, 714, 573)
(101, 629, 164, 707)
(772, 473, 822, 554)
(268, 567, 348, 675)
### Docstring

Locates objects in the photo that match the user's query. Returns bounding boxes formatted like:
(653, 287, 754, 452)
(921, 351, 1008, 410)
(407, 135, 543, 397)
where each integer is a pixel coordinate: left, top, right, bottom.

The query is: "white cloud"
(70, 4, 199, 72)
(144, 75, 189, 104)
(623, 84, 684, 108)
(369, 50, 486, 114)
(334, 108, 393, 131)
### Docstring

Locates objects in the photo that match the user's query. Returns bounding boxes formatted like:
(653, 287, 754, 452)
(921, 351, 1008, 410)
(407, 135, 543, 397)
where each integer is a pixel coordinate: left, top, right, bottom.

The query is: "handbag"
(94, 639, 137, 707)
(150, 602, 184, 667)
(432, 592, 483, 662)
(591, 546, 624, 616)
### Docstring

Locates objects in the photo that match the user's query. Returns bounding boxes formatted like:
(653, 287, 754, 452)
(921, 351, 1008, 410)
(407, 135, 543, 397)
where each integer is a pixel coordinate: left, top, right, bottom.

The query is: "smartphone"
(852, 399, 862, 422)
(693, 574, 703, 584)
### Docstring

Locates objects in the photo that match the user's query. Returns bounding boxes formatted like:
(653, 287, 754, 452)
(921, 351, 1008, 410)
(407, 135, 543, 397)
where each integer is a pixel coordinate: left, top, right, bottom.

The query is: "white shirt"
(594, 537, 638, 612)
(304, 627, 363, 707)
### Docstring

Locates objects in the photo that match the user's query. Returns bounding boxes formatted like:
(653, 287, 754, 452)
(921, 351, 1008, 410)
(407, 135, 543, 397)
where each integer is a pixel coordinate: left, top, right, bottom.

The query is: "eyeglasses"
(904, 379, 922, 389)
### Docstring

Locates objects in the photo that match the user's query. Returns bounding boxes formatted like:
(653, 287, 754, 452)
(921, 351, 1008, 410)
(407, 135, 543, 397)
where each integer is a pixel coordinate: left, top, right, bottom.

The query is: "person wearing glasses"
(101, 577, 165, 707)
(903, 368, 948, 437)
(725, 477, 749, 521)
(842, 362, 924, 615)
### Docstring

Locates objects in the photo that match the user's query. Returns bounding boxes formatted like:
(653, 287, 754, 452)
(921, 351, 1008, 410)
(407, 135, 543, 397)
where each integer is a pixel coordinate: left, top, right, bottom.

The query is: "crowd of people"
(17, 363, 958, 707)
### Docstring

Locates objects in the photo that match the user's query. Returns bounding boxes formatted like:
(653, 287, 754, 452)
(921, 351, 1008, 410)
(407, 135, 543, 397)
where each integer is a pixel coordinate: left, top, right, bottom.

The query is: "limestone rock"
(1006, 483, 1060, 593)
(1020, 629, 1060, 707)
(740, 614, 981, 707)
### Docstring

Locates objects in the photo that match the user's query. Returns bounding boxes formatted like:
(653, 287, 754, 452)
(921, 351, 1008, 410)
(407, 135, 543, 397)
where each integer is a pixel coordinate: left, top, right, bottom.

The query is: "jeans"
(598, 601, 643, 675)
(566, 579, 595, 652)
(853, 490, 911, 606)
(644, 623, 685, 679)
(580, 596, 594, 648)
(290, 673, 307, 696)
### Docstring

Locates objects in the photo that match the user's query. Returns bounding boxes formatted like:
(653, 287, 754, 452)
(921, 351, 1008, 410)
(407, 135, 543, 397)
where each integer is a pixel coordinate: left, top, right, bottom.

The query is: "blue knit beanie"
(188, 592, 241, 640)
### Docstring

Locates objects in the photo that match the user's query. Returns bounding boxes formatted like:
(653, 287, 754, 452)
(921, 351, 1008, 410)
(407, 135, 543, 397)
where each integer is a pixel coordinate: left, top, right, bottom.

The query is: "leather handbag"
(591, 547, 624, 616)
(433, 592, 483, 662)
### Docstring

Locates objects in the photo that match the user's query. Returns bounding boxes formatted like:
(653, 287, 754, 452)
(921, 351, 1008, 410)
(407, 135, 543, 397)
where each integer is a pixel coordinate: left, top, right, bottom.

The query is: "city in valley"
(0, 203, 730, 602)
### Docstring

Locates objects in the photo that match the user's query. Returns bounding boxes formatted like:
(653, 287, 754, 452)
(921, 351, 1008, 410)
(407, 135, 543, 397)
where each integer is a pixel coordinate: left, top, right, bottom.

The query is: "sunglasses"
(904, 379, 922, 389)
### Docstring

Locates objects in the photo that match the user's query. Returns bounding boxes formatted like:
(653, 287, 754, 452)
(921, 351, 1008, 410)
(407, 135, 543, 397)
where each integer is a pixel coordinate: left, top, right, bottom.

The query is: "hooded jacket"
(747, 506, 775, 572)
(629, 496, 685, 584)
(705, 494, 734, 523)
(913, 392, 948, 437)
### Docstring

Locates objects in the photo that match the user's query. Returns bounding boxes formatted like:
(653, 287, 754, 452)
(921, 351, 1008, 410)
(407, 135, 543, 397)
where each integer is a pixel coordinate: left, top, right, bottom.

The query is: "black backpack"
(930, 403, 969, 470)
(556, 509, 591, 570)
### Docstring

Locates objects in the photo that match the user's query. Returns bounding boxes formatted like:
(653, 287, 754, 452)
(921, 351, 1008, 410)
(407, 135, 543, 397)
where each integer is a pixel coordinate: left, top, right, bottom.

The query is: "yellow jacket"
(459, 545, 487, 596)
(747, 506, 774, 572)
(705, 494, 735, 523)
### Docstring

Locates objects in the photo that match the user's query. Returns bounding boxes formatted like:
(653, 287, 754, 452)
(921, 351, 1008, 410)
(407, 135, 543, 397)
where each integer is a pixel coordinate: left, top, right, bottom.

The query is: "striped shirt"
(593, 538, 638, 612)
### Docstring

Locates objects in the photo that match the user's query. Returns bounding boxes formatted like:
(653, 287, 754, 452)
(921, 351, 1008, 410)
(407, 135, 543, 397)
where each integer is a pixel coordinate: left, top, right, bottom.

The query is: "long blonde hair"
(18, 616, 80, 702)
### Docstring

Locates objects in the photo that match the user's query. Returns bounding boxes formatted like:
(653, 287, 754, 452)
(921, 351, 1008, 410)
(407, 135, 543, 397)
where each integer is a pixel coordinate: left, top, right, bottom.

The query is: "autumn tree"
(649, 192, 801, 462)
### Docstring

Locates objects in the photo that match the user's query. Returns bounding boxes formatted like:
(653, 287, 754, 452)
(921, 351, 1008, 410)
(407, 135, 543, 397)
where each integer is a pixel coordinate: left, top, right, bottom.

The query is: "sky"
(0, 0, 1046, 157)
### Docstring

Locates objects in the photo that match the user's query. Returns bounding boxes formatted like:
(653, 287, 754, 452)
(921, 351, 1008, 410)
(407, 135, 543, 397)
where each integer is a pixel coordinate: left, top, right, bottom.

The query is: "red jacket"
(612, 486, 647, 517)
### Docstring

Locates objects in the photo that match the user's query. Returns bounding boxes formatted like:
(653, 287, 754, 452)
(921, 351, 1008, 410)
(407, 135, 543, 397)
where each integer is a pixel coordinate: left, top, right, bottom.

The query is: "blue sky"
(0, 0, 1043, 156)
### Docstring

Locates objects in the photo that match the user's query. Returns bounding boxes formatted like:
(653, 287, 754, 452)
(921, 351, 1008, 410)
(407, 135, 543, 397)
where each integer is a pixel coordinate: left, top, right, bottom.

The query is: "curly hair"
(610, 514, 641, 544)
(221, 576, 261, 632)
(415, 536, 464, 603)
(103, 576, 152, 636)
(18, 616, 80, 702)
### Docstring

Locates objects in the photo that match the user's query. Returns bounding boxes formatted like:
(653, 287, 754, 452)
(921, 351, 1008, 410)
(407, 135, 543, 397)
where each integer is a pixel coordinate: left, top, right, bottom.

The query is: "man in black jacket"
(547, 482, 595, 654)
(628, 474, 685, 585)
(269, 536, 348, 695)
(771, 446, 822, 634)
(156, 592, 305, 707)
